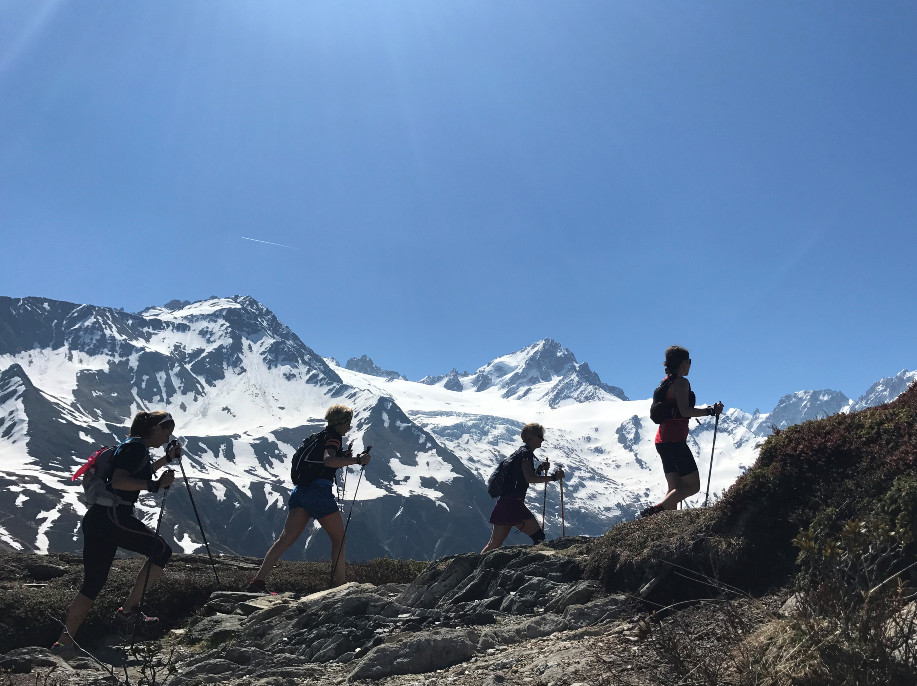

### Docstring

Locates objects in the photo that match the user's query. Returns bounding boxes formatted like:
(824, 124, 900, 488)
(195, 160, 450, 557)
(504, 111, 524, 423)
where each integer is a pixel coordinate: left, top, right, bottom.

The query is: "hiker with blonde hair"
(482, 423, 563, 553)
(249, 404, 371, 591)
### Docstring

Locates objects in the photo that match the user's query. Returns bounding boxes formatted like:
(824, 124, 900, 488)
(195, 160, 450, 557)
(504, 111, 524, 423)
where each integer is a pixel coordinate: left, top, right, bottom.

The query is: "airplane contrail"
(241, 236, 296, 249)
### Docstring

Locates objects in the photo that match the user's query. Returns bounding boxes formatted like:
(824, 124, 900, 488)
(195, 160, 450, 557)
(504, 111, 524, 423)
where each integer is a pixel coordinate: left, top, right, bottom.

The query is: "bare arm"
(323, 447, 371, 469)
(521, 459, 563, 484)
(673, 378, 722, 418)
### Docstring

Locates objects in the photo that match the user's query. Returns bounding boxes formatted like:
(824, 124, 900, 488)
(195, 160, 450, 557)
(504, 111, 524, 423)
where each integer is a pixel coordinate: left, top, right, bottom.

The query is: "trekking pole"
(536, 460, 549, 531)
(338, 441, 353, 503)
(330, 467, 363, 587)
(559, 470, 566, 537)
(177, 457, 220, 584)
(541, 482, 547, 531)
(133, 485, 169, 646)
(703, 413, 720, 508)
(330, 447, 371, 587)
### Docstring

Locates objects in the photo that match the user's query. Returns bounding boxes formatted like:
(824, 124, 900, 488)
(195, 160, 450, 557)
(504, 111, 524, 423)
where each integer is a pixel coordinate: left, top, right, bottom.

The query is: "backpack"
(486, 448, 525, 498)
(71, 444, 129, 507)
(649, 376, 696, 424)
(290, 429, 331, 486)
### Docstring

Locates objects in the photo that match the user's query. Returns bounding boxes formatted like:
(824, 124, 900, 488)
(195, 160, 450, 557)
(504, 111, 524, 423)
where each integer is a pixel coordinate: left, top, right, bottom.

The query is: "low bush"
(587, 382, 917, 602)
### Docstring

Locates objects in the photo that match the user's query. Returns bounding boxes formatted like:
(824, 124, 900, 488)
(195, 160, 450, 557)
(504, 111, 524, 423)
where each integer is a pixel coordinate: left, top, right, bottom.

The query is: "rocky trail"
(0, 536, 791, 686)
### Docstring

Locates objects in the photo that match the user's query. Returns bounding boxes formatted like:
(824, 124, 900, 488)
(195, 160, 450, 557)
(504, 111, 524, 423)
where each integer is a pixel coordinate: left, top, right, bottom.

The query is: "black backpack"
(486, 447, 525, 498)
(290, 429, 331, 486)
(649, 376, 695, 424)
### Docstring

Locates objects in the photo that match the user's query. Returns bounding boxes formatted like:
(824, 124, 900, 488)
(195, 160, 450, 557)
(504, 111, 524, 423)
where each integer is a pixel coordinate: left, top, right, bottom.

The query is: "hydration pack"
(649, 376, 695, 424)
(290, 429, 331, 486)
(72, 444, 129, 507)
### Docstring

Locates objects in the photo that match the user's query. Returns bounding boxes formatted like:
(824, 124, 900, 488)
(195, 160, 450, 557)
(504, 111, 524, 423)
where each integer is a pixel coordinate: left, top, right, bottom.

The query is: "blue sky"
(2, 1, 916, 413)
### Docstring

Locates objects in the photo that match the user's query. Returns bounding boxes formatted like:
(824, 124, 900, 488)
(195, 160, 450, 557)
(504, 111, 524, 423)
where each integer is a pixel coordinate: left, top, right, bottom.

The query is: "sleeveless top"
(655, 381, 691, 444)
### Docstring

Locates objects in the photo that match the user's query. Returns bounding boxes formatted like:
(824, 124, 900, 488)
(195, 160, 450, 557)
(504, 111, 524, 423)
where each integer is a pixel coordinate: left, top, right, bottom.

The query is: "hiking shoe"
(246, 579, 269, 594)
(50, 642, 79, 659)
(115, 607, 160, 630)
(640, 505, 660, 518)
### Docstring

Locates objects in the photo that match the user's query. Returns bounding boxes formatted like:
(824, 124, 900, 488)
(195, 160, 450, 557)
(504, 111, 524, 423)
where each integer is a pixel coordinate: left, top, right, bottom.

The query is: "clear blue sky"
(2, 1, 916, 413)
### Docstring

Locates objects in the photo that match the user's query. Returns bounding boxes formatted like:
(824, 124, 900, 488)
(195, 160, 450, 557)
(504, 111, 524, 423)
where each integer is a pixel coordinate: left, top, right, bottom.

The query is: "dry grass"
(0, 553, 426, 653)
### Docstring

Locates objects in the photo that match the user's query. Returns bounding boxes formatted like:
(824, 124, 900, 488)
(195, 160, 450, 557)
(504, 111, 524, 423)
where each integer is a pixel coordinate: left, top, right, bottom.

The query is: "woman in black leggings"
(53, 411, 180, 652)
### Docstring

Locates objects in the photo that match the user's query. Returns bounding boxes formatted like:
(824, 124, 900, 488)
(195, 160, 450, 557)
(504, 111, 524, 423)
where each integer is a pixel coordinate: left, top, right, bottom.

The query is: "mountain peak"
(417, 339, 627, 405)
(345, 355, 406, 381)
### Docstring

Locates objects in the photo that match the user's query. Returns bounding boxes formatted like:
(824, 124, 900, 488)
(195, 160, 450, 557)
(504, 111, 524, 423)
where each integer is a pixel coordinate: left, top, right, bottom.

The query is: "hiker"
(248, 404, 371, 591)
(642, 346, 723, 517)
(53, 411, 180, 654)
(482, 423, 564, 553)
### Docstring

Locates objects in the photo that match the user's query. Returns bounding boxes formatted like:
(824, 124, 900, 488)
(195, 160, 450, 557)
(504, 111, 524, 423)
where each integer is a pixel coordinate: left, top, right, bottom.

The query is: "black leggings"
(79, 504, 172, 600)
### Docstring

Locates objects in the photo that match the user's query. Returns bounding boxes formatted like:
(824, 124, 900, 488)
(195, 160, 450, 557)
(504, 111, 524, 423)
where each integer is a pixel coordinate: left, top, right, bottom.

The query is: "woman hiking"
(248, 404, 371, 591)
(482, 423, 564, 553)
(53, 411, 180, 654)
(642, 346, 722, 517)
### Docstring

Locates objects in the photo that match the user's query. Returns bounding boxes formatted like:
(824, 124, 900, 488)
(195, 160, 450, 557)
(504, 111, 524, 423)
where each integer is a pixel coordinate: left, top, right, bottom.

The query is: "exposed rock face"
(165, 552, 626, 684)
(344, 355, 406, 381)
(0, 541, 636, 685)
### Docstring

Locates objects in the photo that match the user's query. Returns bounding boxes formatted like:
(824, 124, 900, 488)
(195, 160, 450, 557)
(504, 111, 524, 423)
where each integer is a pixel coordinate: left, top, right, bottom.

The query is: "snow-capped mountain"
(746, 389, 853, 437)
(0, 296, 492, 559)
(419, 339, 628, 408)
(853, 369, 917, 410)
(0, 295, 912, 561)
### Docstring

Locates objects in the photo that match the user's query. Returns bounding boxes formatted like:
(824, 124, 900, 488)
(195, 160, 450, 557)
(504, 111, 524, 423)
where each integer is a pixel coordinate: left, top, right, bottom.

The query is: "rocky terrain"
(0, 535, 791, 686)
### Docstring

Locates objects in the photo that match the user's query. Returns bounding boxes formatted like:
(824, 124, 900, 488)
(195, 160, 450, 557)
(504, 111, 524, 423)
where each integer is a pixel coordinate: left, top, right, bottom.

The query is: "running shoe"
(246, 579, 270, 594)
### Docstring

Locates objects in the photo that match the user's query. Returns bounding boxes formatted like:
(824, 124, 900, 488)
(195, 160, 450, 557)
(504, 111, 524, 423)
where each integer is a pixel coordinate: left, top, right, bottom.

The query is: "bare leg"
(658, 470, 701, 510)
(122, 562, 164, 612)
(481, 524, 513, 553)
(517, 518, 541, 537)
(317, 511, 346, 586)
(57, 593, 94, 645)
(253, 508, 311, 582)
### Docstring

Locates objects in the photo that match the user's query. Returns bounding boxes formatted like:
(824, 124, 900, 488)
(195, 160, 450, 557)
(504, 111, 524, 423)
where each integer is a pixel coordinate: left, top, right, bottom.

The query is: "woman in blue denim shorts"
(249, 404, 371, 590)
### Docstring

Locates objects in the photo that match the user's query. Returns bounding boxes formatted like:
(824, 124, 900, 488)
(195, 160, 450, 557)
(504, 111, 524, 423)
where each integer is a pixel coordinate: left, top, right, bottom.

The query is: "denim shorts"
(289, 479, 339, 520)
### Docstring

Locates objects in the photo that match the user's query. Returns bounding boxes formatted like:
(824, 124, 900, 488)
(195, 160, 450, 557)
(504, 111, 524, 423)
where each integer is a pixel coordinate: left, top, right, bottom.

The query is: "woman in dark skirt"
(482, 423, 564, 553)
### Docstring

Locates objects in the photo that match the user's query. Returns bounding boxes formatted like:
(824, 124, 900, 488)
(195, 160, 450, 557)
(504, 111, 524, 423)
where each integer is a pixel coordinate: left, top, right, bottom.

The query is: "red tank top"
(655, 383, 690, 443)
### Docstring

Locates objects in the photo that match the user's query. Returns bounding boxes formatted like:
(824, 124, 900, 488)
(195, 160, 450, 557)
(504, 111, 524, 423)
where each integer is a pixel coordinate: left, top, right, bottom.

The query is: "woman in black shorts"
(248, 404, 371, 591)
(53, 411, 180, 652)
(641, 346, 722, 517)
(481, 423, 563, 553)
